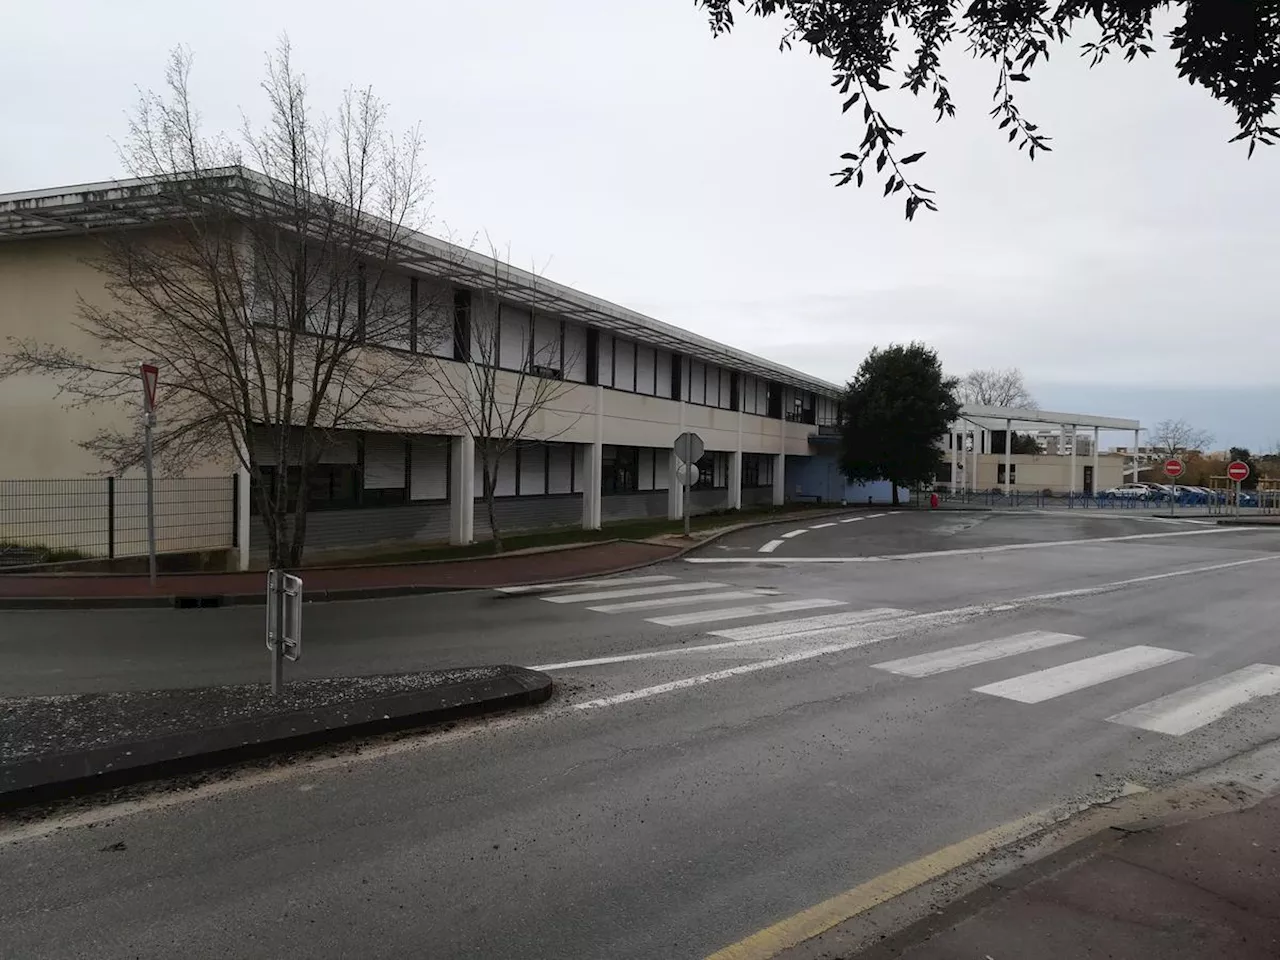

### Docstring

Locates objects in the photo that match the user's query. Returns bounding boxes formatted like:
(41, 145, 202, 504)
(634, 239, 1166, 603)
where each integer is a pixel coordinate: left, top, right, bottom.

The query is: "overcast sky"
(4, 1, 1276, 448)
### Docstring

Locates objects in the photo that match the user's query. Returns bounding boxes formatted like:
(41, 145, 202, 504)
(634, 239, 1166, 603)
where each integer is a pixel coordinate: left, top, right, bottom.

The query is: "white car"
(1104, 483, 1150, 498)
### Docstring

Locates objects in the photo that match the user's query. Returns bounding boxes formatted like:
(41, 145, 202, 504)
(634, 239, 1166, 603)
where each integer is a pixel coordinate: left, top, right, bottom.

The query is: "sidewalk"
(857, 794, 1280, 960)
(0, 539, 682, 607)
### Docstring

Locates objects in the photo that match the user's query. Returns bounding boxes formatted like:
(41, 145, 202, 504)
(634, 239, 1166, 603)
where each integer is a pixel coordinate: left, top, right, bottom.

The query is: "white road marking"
(541, 582, 728, 604)
(685, 525, 1263, 563)
(838, 517, 864, 524)
(759, 539, 785, 553)
(497, 575, 676, 594)
(873, 631, 1084, 678)
(1107, 664, 1280, 735)
(708, 608, 914, 642)
(975, 645, 1192, 704)
(647, 597, 847, 627)
(572, 628, 906, 710)
(586, 589, 772, 613)
(811, 522, 838, 529)
(781, 529, 808, 539)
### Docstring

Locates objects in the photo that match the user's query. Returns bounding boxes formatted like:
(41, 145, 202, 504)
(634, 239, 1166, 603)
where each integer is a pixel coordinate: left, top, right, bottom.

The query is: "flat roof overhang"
(0, 169, 843, 397)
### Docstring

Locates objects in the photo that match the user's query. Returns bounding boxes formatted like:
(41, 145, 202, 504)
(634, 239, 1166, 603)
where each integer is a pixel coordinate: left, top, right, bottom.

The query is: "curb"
(0, 665, 552, 811)
(0, 507, 880, 610)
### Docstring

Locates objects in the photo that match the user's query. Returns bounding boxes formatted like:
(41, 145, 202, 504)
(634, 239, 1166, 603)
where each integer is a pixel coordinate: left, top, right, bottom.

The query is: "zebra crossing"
(501, 574, 1280, 737)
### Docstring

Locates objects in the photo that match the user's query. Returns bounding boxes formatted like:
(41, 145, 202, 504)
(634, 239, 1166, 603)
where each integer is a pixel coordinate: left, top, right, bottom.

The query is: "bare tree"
(424, 246, 584, 553)
(1, 43, 454, 567)
(958, 368, 1038, 409)
(1149, 418, 1213, 458)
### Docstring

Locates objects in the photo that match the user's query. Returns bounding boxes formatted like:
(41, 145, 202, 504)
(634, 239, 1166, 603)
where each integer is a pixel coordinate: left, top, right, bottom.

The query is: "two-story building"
(0, 171, 851, 563)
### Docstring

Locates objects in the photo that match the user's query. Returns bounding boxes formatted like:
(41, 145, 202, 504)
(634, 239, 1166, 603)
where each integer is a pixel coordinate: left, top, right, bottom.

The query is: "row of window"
(267, 261, 839, 420)
(253, 433, 778, 511)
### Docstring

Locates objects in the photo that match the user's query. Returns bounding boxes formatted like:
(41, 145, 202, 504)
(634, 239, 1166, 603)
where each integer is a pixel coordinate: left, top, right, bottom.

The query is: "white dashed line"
(781, 529, 807, 539)
(759, 539, 785, 553)
(811, 522, 838, 529)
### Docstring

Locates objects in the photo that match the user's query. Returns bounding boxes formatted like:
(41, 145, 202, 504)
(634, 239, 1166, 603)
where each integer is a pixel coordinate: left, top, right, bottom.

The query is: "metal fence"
(0, 477, 237, 567)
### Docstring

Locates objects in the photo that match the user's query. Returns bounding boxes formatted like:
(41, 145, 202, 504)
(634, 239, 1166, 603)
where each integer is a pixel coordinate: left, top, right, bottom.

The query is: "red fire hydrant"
(929, 492, 940, 509)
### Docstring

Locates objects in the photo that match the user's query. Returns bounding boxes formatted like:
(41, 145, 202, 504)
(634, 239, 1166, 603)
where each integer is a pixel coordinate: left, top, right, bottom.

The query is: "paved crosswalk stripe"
(572, 627, 908, 709)
(647, 597, 847, 627)
(759, 539, 785, 553)
(587, 589, 773, 613)
(974, 645, 1192, 704)
(535, 620, 889, 671)
(781, 529, 808, 539)
(496, 575, 676, 594)
(541, 581, 728, 604)
(709, 608, 912, 642)
(873, 631, 1083, 678)
(1106, 664, 1280, 735)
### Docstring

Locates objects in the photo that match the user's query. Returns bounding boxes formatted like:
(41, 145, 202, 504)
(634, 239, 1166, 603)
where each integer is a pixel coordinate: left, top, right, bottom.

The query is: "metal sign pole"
(139, 364, 159, 587)
(684, 473, 691, 537)
(269, 569, 285, 695)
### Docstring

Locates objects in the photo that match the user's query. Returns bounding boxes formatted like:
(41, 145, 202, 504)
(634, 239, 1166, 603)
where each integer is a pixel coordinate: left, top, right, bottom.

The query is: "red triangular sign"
(140, 363, 159, 411)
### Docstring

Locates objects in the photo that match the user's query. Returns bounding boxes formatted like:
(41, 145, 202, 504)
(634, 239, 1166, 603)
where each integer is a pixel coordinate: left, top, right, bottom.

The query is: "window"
(693, 451, 729, 490)
(742, 453, 774, 488)
(602, 445, 639, 494)
(499, 305, 531, 370)
(998, 463, 1017, 485)
(636, 345, 656, 395)
(655, 350, 673, 398)
(410, 437, 449, 500)
(517, 443, 548, 495)
(615, 338, 636, 391)
(564, 322, 588, 382)
(690, 361, 706, 404)
(253, 464, 361, 513)
(531, 316, 561, 377)
(598, 333, 614, 387)
(548, 443, 574, 494)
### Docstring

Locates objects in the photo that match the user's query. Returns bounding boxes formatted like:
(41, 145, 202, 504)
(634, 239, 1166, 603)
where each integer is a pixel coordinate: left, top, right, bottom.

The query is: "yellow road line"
(704, 811, 1048, 960)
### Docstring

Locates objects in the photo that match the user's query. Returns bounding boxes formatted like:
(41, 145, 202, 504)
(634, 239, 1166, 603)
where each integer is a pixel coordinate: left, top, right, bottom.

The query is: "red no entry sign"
(1164, 458, 1184, 478)
(1228, 460, 1250, 483)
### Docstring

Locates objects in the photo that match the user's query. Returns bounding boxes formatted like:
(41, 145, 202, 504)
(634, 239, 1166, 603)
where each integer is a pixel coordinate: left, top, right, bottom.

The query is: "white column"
(669, 397, 686, 519)
(728, 451, 743, 510)
(950, 430, 958, 492)
(1003, 418, 1013, 496)
(1093, 426, 1101, 494)
(668, 447, 683, 519)
(582, 385, 604, 530)
(969, 427, 978, 492)
(1060, 423, 1068, 456)
(581, 441, 602, 530)
(1134, 428, 1141, 481)
(449, 434, 475, 545)
(235, 460, 251, 571)
(731, 380, 743, 510)
(772, 452, 785, 505)
(1069, 424, 1078, 493)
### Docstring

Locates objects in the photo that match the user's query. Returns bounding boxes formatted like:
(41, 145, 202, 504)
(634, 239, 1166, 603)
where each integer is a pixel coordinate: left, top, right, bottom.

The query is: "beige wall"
(0, 236, 144, 477)
(967, 454, 1126, 492)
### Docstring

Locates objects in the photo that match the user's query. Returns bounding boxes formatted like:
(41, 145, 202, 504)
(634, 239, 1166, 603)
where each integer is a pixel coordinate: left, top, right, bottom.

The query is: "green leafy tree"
(840, 343, 961, 504)
(991, 430, 1041, 455)
(696, 2, 1280, 218)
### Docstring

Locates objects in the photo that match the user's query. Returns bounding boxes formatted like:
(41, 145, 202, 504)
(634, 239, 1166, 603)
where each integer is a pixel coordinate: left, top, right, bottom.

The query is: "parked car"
(1104, 483, 1150, 499)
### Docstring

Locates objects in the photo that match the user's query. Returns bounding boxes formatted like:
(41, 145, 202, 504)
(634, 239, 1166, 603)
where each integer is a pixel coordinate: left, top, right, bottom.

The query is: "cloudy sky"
(4, 1, 1276, 448)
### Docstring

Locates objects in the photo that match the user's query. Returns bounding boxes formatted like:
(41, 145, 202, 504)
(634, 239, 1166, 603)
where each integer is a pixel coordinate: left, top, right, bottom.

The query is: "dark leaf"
(1009, 73, 1030, 82)
(842, 93, 861, 113)
(900, 152, 925, 164)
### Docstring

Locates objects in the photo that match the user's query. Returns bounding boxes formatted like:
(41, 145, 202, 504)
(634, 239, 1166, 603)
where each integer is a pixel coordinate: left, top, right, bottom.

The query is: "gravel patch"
(1, 667, 505, 764)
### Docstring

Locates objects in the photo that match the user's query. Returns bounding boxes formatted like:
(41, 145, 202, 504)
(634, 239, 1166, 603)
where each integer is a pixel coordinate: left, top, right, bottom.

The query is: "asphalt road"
(4, 511, 1280, 959)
